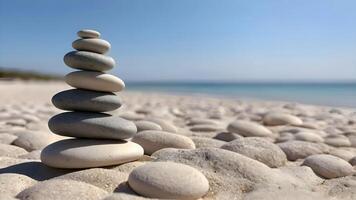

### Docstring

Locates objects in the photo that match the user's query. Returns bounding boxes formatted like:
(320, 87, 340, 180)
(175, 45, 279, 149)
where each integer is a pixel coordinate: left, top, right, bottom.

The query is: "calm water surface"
(126, 82, 356, 108)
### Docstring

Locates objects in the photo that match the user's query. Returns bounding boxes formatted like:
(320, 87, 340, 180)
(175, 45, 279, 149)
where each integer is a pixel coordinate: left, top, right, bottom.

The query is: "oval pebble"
(222, 137, 287, 167)
(63, 51, 115, 71)
(0, 143, 27, 157)
(145, 118, 177, 133)
(72, 38, 111, 54)
(131, 130, 195, 155)
(294, 131, 324, 143)
(0, 173, 36, 197)
(77, 29, 100, 38)
(134, 120, 162, 132)
(41, 139, 144, 168)
(48, 112, 137, 140)
(65, 71, 125, 92)
(227, 120, 273, 137)
(16, 179, 108, 200)
(52, 89, 121, 112)
(128, 162, 209, 199)
(55, 168, 128, 192)
(302, 154, 354, 179)
(278, 141, 330, 161)
(263, 113, 303, 126)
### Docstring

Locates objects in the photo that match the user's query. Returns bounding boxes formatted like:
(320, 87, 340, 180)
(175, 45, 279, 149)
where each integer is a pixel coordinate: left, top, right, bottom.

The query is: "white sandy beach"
(0, 80, 356, 200)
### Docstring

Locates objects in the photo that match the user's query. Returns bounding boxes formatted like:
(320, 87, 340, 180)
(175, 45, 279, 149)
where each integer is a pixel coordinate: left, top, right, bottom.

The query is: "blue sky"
(0, 0, 355, 81)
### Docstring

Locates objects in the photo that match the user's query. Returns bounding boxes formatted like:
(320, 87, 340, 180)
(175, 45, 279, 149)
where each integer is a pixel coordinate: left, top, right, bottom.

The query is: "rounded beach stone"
(77, 29, 101, 38)
(16, 179, 108, 200)
(221, 137, 287, 167)
(48, 112, 137, 140)
(145, 118, 177, 133)
(63, 51, 115, 71)
(350, 156, 356, 166)
(278, 141, 330, 161)
(227, 120, 273, 137)
(0, 173, 37, 197)
(128, 162, 209, 199)
(213, 132, 243, 142)
(0, 133, 18, 144)
(0, 144, 27, 157)
(191, 136, 226, 148)
(302, 154, 354, 179)
(131, 130, 195, 155)
(55, 168, 128, 192)
(72, 38, 111, 54)
(134, 120, 162, 132)
(324, 135, 351, 147)
(65, 71, 124, 92)
(12, 131, 57, 151)
(190, 124, 223, 132)
(294, 131, 324, 143)
(263, 113, 303, 126)
(40, 139, 144, 168)
(52, 89, 121, 112)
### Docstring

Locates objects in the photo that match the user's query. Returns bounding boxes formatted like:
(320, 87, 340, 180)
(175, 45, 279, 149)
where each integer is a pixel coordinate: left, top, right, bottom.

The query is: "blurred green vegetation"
(0, 68, 62, 80)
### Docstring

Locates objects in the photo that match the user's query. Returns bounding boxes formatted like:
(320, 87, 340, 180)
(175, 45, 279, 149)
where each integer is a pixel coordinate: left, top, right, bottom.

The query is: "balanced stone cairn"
(40, 29, 143, 168)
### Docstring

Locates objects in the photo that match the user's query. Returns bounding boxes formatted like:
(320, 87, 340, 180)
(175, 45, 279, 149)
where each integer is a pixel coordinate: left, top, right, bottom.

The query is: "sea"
(126, 82, 356, 108)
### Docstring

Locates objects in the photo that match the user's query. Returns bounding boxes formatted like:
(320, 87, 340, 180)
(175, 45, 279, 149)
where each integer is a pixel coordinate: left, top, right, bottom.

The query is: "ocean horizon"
(126, 82, 356, 108)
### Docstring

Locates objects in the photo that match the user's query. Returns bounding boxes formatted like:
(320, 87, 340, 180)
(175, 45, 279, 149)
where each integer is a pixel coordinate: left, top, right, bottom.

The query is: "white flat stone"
(41, 139, 144, 168)
(77, 29, 101, 38)
(263, 113, 303, 126)
(65, 71, 125, 92)
(303, 154, 353, 179)
(72, 38, 111, 54)
(131, 130, 195, 155)
(227, 120, 273, 137)
(128, 162, 209, 199)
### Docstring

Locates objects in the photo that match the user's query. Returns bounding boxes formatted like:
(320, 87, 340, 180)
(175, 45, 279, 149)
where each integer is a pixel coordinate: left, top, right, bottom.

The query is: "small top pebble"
(77, 29, 100, 38)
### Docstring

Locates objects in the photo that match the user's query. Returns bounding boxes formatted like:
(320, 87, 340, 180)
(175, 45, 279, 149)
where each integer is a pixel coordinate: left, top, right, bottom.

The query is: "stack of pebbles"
(40, 29, 143, 168)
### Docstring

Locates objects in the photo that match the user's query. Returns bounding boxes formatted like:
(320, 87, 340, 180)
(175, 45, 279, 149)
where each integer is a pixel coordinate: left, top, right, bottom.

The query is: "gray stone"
(227, 120, 273, 137)
(145, 118, 177, 133)
(302, 154, 354, 179)
(13, 131, 57, 151)
(131, 130, 195, 155)
(41, 139, 143, 168)
(63, 51, 115, 71)
(278, 141, 330, 161)
(213, 132, 243, 142)
(349, 156, 356, 165)
(65, 71, 125, 92)
(52, 89, 121, 112)
(325, 135, 351, 147)
(222, 137, 287, 167)
(263, 113, 303, 126)
(48, 112, 137, 140)
(190, 124, 223, 132)
(77, 29, 100, 38)
(128, 162, 209, 199)
(191, 136, 226, 148)
(294, 131, 324, 143)
(16, 179, 108, 200)
(134, 120, 162, 132)
(72, 38, 110, 54)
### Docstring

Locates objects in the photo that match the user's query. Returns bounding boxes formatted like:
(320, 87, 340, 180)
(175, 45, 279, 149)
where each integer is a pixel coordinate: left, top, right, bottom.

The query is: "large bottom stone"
(41, 139, 143, 169)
